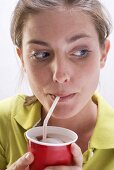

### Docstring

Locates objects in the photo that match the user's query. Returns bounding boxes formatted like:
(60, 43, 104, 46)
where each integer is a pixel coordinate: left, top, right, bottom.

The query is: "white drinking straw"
(43, 96, 60, 142)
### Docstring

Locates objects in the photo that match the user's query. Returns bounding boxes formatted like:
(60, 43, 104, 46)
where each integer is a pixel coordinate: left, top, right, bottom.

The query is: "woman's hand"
(44, 143, 83, 170)
(6, 152, 34, 170)
(6, 143, 83, 170)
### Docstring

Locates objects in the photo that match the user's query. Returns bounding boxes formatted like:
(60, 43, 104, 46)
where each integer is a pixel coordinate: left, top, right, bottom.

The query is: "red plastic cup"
(26, 126, 78, 170)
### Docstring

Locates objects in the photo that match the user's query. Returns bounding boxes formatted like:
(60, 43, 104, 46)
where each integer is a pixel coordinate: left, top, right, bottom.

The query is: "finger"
(16, 152, 34, 169)
(7, 152, 34, 170)
(71, 143, 83, 167)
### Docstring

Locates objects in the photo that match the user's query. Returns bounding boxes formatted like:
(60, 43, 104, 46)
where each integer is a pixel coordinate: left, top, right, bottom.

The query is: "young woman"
(0, 0, 114, 170)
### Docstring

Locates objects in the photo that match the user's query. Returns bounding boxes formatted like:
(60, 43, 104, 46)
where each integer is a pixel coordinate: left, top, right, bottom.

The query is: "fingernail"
(25, 152, 32, 161)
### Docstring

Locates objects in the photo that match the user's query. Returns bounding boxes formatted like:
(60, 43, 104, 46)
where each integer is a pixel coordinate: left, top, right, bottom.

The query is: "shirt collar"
(90, 92, 114, 149)
(13, 95, 42, 130)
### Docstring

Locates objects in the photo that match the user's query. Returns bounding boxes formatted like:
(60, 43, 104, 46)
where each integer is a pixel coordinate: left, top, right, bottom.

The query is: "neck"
(48, 100, 97, 133)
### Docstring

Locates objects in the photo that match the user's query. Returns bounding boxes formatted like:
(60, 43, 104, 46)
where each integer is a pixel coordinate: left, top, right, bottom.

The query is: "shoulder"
(0, 95, 26, 123)
(93, 92, 114, 115)
(0, 94, 42, 130)
(93, 92, 114, 128)
(0, 95, 25, 113)
(91, 92, 114, 149)
(0, 94, 26, 106)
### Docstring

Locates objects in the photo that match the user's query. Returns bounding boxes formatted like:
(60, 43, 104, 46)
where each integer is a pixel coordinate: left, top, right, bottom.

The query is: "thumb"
(71, 143, 83, 167)
(17, 152, 34, 169)
(7, 152, 34, 170)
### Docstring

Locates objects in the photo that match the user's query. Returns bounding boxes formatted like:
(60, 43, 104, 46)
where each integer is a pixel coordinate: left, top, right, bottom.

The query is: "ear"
(100, 39, 110, 68)
(16, 47, 25, 67)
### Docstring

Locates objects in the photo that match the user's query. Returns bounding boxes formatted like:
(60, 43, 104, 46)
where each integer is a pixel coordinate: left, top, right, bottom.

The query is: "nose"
(52, 58, 70, 84)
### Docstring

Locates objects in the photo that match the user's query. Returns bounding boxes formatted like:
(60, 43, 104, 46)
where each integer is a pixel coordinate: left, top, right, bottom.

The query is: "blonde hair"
(10, 0, 112, 105)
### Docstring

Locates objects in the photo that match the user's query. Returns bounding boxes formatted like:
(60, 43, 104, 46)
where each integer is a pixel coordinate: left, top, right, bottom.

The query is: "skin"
(20, 9, 109, 121)
(7, 7, 110, 170)
(6, 144, 82, 170)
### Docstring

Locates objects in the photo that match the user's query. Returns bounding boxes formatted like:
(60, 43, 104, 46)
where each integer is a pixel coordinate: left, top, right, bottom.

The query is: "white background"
(0, 0, 114, 107)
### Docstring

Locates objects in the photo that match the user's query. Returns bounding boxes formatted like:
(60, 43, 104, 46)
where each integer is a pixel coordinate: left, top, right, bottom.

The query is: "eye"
(72, 49, 90, 58)
(30, 51, 50, 61)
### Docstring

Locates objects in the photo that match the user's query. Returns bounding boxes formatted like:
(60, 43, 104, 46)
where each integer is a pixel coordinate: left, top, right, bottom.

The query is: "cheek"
(85, 60, 100, 89)
(79, 57, 100, 89)
(25, 63, 52, 89)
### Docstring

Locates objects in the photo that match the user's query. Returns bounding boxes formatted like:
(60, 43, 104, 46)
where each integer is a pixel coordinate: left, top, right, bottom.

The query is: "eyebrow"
(66, 33, 91, 43)
(27, 33, 91, 47)
(27, 39, 50, 47)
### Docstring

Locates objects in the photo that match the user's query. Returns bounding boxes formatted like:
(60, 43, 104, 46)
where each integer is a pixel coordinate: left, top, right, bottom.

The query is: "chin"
(52, 110, 77, 119)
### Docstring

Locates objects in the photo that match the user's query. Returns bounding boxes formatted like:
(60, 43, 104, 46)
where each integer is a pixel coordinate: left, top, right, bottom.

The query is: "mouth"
(49, 93, 76, 102)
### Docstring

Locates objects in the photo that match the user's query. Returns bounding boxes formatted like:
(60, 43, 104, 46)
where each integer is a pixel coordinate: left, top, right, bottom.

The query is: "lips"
(49, 93, 76, 102)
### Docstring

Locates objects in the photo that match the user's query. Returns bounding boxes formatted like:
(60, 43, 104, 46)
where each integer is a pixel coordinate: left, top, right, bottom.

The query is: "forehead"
(23, 8, 98, 42)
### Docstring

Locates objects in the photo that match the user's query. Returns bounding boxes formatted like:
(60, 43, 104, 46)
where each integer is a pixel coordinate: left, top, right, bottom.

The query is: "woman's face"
(19, 8, 109, 119)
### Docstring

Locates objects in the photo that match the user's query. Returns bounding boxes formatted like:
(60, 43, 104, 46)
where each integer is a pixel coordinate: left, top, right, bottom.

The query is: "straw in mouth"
(42, 96, 60, 142)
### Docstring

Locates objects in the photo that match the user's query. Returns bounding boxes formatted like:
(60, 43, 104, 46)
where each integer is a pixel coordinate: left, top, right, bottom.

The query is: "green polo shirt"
(0, 93, 114, 169)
